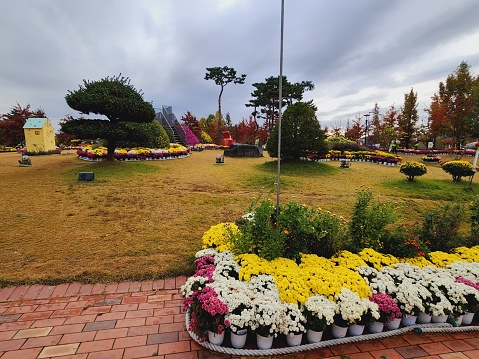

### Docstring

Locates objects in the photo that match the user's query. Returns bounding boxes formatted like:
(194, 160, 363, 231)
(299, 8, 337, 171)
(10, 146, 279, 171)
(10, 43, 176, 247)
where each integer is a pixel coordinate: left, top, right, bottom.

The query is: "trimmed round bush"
(399, 161, 427, 181)
(441, 160, 475, 182)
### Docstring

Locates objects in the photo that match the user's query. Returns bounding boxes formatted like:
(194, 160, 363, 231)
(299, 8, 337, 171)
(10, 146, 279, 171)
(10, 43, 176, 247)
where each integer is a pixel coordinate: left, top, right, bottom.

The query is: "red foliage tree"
(180, 111, 201, 140)
(0, 103, 45, 146)
(344, 119, 363, 142)
(230, 116, 258, 144)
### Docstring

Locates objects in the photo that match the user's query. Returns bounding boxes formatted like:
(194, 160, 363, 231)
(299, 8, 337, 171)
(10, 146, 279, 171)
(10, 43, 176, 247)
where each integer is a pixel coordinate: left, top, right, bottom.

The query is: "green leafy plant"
(231, 194, 347, 261)
(441, 160, 475, 182)
(382, 222, 428, 258)
(348, 189, 395, 253)
(467, 196, 479, 247)
(420, 202, 465, 252)
(399, 161, 427, 181)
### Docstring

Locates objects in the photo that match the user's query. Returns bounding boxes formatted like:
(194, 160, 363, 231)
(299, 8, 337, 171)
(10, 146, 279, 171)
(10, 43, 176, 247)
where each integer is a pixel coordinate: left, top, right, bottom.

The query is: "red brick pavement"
(0, 277, 478, 358)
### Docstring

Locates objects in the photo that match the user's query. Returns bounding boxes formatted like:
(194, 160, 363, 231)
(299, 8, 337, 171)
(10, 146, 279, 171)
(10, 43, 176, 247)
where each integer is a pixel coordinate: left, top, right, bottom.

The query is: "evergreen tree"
(399, 88, 419, 149)
(63, 75, 156, 160)
(266, 102, 327, 161)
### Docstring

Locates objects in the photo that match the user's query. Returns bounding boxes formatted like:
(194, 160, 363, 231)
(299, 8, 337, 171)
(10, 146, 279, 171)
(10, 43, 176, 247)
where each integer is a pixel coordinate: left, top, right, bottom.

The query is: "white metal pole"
(276, 0, 284, 217)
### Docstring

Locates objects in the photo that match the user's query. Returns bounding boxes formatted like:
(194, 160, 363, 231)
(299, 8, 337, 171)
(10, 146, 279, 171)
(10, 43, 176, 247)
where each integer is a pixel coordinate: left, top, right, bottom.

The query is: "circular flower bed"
(183, 221, 479, 352)
(76, 144, 189, 161)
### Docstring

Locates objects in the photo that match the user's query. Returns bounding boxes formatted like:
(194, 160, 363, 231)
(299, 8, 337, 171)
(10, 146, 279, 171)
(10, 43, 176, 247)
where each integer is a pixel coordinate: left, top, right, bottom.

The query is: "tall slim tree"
(399, 88, 419, 149)
(63, 75, 156, 160)
(370, 103, 383, 146)
(204, 66, 246, 143)
(0, 103, 45, 146)
(440, 61, 477, 147)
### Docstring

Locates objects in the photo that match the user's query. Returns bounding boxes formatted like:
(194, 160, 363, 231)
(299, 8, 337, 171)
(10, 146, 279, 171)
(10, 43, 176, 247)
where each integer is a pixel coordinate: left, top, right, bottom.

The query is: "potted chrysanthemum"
(182, 285, 230, 345)
(279, 303, 307, 347)
(333, 288, 379, 338)
(251, 297, 282, 349)
(303, 295, 336, 343)
(455, 277, 479, 325)
(369, 293, 402, 333)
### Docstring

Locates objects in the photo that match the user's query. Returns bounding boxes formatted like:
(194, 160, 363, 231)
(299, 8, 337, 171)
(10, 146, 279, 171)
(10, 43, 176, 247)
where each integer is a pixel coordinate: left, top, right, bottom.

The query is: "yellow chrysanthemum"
(401, 256, 434, 268)
(428, 251, 464, 268)
(358, 248, 399, 270)
(454, 246, 479, 262)
(201, 222, 238, 252)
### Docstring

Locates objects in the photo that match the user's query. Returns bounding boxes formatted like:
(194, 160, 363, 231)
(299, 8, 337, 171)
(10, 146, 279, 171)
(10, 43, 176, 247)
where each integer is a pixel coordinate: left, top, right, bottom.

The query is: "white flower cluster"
(304, 295, 336, 325)
(278, 303, 306, 336)
(356, 262, 479, 316)
(446, 262, 479, 282)
(213, 251, 241, 280)
(180, 275, 209, 298)
(335, 288, 379, 324)
(195, 248, 219, 258)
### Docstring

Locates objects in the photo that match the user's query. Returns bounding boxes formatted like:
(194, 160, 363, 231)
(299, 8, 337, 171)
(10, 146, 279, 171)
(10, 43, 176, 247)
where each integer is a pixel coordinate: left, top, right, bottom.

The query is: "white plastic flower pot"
(286, 333, 303, 347)
(348, 324, 365, 336)
(431, 314, 448, 323)
(230, 329, 247, 349)
(306, 329, 323, 343)
(401, 315, 417, 326)
(386, 317, 401, 330)
(256, 333, 274, 349)
(368, 321, 384, 334)
(331, 324, 348, 338)
(462, 312, 475, 325)
(417, 312, 432, 324)
(208, 330, 224, 346)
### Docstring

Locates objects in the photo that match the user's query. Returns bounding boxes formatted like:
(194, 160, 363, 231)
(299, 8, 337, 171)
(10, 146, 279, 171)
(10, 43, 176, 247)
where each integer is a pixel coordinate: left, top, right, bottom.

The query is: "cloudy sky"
(1, 0, 479, 133)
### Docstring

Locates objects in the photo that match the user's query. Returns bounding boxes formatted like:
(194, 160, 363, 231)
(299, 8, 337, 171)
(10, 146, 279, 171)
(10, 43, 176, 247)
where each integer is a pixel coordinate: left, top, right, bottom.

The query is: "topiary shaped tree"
(399, 161, 427, 181)
(441, 160, 475, 182)
(63, 75, 156, 160)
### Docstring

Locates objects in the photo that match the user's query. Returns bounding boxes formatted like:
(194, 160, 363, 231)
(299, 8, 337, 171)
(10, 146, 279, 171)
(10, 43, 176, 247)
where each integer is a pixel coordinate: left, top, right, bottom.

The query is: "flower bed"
(76, 144, 190, 161)
(308, 150, 401, 165)
(183, 222, 479, 352)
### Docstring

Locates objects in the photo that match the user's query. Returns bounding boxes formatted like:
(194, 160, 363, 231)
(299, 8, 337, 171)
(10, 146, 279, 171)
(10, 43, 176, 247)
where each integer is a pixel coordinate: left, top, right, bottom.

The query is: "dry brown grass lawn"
(0, 150, 477, 286)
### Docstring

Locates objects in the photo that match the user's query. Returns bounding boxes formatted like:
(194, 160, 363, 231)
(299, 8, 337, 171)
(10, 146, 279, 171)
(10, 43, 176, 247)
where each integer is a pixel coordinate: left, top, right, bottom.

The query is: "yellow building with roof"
(23, 118, 56, 152)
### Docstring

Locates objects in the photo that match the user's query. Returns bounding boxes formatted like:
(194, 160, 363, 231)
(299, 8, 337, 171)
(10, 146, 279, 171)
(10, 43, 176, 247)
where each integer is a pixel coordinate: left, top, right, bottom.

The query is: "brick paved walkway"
(0, 277, 478, 359)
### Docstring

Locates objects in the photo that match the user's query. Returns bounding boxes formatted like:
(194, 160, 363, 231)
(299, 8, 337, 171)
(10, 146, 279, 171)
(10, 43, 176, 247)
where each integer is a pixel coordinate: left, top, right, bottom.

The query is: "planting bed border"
(78, 154, 190, 162)
(186, 311, 478, 356)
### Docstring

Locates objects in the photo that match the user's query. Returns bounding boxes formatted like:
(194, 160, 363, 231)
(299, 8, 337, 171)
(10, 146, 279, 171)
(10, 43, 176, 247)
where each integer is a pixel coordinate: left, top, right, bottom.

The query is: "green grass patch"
(256, 160, 337, 176)
(63, 161, 162, 182)
(383, 178, 478, 201)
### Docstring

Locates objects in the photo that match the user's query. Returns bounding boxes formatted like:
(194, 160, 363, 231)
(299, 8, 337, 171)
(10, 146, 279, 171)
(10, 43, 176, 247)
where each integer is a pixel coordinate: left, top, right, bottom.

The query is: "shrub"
(441, 160, 475, 182)
(326, 136, 360, 152)
(420, 202, 465, 252)
(399, 161, 427, 181)
(348, 189, 395, 252)
(278, 201, 347, 259)
(382, 222, 428, 258)
(231, 197, 347, 261)
(467, 197, 479, 247)
(266, 102, 327, 160)
(231, 199, 286, 261)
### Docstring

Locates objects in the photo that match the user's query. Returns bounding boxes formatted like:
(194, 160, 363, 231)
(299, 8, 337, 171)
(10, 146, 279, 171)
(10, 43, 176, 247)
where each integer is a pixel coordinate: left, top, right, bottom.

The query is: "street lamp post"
(364, 113, 370, 147)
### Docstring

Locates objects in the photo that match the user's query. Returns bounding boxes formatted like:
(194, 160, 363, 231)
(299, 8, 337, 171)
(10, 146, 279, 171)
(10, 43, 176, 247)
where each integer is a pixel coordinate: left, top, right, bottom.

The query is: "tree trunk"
(107, 139, 116, 161)
(217, 86, 224, 145)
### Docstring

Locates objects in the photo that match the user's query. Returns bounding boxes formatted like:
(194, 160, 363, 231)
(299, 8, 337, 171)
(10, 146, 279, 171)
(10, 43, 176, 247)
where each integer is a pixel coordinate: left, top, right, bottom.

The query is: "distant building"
(23, 118, 56, 152)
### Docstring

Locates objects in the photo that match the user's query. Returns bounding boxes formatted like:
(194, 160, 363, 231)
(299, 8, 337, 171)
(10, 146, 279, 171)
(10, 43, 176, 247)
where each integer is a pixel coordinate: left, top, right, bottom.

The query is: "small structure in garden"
(220, 131, 235, 147)
(23, 118, 56, 153)
(18, 154, 33, 166)
(223, 143, 263, 157)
